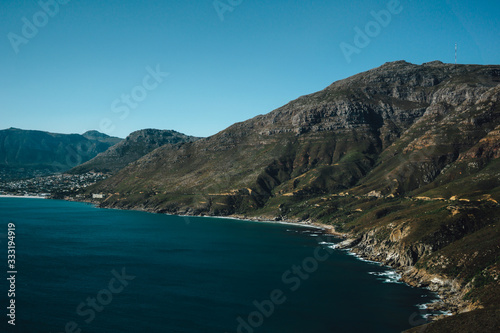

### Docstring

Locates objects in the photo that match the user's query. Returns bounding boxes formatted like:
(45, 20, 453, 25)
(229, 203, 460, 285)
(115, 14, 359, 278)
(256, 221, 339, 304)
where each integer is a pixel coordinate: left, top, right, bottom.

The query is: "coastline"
(64, 198, 456, 327)
(164, 212, 464, 324)
(334, 237, 471, 323)
(337, 245, 452, 322)
(0, 194, 47, 199)
(226, 214, 450, 321)
(227, 214, 347, 237)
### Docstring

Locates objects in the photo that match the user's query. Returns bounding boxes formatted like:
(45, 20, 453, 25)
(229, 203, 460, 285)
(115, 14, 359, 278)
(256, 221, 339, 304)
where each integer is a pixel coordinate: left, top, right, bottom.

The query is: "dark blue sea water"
(0, 198, 435, 333)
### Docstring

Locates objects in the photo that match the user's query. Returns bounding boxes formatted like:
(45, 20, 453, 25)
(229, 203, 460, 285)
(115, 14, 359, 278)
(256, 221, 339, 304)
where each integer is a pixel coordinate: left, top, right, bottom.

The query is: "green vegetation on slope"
(79, 61, 500, 332)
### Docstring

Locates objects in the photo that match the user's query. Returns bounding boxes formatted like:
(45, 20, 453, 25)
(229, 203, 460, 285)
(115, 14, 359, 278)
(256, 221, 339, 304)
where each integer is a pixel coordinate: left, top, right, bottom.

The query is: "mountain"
(0, 128, 122, 181)
(70, 129, 201, 174)
(82, 130, 123, 145)
(84, 61, 500, 331)
(89, 61, 500, 208)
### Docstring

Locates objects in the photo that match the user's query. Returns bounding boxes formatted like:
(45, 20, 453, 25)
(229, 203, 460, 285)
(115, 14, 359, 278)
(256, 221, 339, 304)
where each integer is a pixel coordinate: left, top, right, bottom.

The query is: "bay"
(0, 198, 434, 332)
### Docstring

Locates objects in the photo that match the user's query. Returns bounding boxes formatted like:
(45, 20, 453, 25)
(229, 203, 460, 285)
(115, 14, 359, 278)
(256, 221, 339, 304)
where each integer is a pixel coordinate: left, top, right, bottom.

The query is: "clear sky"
(1, 0, 498, 138)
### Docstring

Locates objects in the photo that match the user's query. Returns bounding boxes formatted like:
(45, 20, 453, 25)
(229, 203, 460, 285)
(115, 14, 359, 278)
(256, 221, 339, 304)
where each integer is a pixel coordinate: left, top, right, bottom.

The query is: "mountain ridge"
(89, 61, 500, 202)
(70, 128, 201, 174)
(0, 128, 122, 181)
(80, 60, 500, 332)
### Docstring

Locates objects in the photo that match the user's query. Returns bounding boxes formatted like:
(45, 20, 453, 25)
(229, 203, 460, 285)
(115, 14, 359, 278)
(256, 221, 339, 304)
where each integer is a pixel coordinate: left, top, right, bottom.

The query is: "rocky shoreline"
(335, 235, 479, 324)
(187, 216, 479, 326)
(72, 198, 469, 328)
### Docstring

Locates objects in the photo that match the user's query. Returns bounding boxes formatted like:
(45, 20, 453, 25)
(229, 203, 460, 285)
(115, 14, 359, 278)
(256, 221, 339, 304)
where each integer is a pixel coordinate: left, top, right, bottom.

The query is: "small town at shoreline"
(0, 172, 107, 199)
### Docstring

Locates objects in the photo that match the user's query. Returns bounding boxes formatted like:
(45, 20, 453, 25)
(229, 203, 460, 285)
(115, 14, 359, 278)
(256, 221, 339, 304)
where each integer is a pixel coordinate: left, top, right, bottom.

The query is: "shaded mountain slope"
(0, 128, 122, 180)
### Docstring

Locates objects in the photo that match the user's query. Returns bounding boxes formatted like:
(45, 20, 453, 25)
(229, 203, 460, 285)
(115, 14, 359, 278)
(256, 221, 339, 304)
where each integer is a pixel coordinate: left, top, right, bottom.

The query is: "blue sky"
(1, 0, 498, 138)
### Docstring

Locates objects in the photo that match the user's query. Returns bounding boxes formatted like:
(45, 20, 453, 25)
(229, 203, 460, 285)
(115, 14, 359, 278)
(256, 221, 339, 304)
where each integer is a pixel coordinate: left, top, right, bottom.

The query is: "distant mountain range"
(82, 60, 500, 332)
(0, 128, 200, 181)
(0, 128, 122, 181)
(70, 129, 201, 174)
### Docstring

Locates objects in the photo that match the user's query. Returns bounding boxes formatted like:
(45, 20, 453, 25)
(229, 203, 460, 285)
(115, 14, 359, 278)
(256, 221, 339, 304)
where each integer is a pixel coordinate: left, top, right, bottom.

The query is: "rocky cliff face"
(338, 229, 478, 318)
(70, 129, 201, 174)
(333, 196, 500, 330)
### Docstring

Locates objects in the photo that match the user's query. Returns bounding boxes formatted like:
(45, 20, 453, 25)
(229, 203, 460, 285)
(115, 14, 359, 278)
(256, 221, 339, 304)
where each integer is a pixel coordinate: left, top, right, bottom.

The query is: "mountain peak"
(83, 130, 109, 138)
(82, 130, 122, 146)
(70, 129, 201, 174)
(380, 60, 413, 67)
(422, 60, 445, 66)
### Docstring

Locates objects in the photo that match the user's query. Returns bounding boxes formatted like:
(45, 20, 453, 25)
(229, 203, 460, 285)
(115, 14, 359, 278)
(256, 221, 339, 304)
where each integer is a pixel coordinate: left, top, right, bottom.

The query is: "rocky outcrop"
(337, 232, 476, 317)
(334, 198, 500, 327)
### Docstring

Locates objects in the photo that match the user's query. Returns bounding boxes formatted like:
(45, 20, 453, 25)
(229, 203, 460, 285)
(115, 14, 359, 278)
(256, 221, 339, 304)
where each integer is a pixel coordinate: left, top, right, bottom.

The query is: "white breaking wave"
(368, 270, 403, 284)
(318, 241, 338, 249)
(345, 251, 380, 265)
(416, 303, 428, 310)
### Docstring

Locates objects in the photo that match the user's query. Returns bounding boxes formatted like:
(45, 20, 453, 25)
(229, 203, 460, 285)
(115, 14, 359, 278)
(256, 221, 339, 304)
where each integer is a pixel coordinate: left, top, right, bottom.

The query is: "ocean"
(0, 197, 436, 332)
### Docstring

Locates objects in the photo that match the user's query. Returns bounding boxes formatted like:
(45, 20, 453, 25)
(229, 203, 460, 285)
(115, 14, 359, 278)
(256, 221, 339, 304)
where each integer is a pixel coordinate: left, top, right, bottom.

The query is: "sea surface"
(0, 198, 436, 333)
